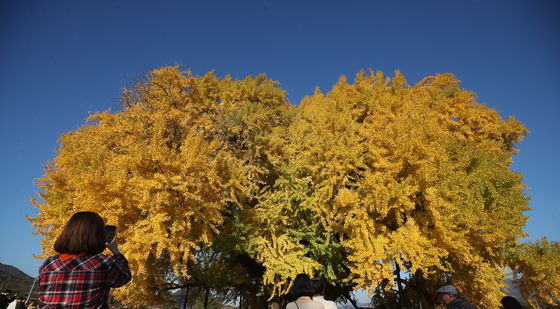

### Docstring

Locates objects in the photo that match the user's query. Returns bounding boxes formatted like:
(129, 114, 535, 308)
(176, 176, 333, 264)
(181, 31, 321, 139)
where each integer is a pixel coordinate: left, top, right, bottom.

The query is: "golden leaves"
(509, 239, 560, 308)
(278, 70, 529, 308)
(29, 67, 536, 308)
(30, 66, 293, 305)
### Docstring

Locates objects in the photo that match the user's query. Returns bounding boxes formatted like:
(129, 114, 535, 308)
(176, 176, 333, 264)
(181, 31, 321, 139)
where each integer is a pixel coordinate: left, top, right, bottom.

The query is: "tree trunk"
(182, 284, 190, 309)
(343, 294, 359, 309)
(204, 287, 209, 309)
(415, 270, 423, 309)
(239, 288, 243, 309)
(395, 262, 404, 309)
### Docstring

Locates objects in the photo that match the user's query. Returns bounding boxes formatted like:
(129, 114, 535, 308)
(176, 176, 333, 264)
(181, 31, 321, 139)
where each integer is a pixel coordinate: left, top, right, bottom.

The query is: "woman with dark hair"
(501, 296, 523, 309)
(311, 278, 337, 309)
(286, 274, 324, 309)
(37, 212, 131, 308)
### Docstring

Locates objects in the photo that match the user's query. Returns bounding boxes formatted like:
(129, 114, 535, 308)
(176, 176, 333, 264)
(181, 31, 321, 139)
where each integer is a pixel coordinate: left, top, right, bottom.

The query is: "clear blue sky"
(1, 0, 558, 277)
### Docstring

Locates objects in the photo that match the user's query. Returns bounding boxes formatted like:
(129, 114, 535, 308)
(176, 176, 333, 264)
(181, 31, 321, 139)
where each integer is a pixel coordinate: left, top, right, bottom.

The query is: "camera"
(104, 225, 117, 242)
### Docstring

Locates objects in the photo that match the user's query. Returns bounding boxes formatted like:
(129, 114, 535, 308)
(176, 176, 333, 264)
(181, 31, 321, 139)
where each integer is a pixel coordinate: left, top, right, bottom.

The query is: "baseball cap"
(436, 285, 458, 295)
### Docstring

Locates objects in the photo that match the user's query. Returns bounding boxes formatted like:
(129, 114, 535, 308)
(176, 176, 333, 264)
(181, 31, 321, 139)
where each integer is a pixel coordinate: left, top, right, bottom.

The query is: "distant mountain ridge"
(0, 262, 36, 298)
(0, 262, 33, 280)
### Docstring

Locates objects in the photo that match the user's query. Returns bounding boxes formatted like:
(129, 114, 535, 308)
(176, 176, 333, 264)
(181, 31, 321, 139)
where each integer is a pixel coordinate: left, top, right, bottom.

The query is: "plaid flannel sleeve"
(107, 254, 132, 288)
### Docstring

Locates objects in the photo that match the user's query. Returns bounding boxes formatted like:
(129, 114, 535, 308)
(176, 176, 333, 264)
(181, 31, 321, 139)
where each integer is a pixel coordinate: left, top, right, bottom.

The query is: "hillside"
(0, 263, 33, 280)
(0, 262, 37, 299)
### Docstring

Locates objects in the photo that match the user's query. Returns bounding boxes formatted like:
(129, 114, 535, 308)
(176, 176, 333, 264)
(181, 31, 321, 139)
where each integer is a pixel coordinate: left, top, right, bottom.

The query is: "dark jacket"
(15, 301, 26, 309)
(448, 299, 477, 309)
(0, 294, 11, 309)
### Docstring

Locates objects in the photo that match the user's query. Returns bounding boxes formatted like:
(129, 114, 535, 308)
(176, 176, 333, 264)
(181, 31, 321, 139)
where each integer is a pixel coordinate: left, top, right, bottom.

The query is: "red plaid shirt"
(38, 253, 131, 308)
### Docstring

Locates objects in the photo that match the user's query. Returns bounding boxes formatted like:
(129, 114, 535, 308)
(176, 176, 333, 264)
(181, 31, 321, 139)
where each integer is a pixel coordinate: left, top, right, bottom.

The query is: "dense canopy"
(29, 66, 558, 308)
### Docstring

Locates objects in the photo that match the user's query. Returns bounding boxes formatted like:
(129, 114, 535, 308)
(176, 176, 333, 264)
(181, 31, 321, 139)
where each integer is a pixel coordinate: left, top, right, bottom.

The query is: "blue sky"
(1, 0, 558, 278)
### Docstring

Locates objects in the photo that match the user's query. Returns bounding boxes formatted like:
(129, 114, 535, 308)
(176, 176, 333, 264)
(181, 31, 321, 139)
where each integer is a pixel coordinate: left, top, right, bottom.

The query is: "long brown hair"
(54, 211, 106, 255)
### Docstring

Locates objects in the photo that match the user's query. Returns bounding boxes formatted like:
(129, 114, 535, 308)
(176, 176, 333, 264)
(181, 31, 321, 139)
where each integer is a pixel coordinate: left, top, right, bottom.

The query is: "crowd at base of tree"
(28, 66, 560, 309)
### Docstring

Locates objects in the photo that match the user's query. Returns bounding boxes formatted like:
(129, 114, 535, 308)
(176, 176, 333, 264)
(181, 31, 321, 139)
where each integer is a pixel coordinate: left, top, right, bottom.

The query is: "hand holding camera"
(104, 225, 120, 254)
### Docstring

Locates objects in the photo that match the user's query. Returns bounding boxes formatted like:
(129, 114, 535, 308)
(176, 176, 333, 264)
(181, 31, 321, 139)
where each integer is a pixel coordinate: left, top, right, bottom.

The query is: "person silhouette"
(311, 278, 337, 309)
(286, 274, 324, 309)
(435, 285, 477, 309)
(501, 296, 523, 309)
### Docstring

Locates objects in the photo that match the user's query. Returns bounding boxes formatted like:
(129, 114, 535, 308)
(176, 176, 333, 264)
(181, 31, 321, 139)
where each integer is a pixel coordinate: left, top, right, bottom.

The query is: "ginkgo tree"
(29, 66, 293, 305)
(29, 66, 558, 309)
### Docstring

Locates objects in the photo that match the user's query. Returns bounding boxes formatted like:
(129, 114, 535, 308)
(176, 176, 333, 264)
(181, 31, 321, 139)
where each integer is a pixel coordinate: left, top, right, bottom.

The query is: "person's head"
(54, 211, 106, 255)
(436, 285, 458, 305)
(501, 296, 523, 309)
(311, 278, 326, 296)
(290, 274, 315, 299)
(267, 302, 280, 309)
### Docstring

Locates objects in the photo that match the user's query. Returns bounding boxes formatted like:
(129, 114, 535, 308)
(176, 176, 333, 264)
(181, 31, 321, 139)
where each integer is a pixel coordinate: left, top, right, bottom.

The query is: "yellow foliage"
(509, 239, 560, 308)
(29, 66, 292, 305)
(29, 67, 539, 308)
(273, 70, 529, 308)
